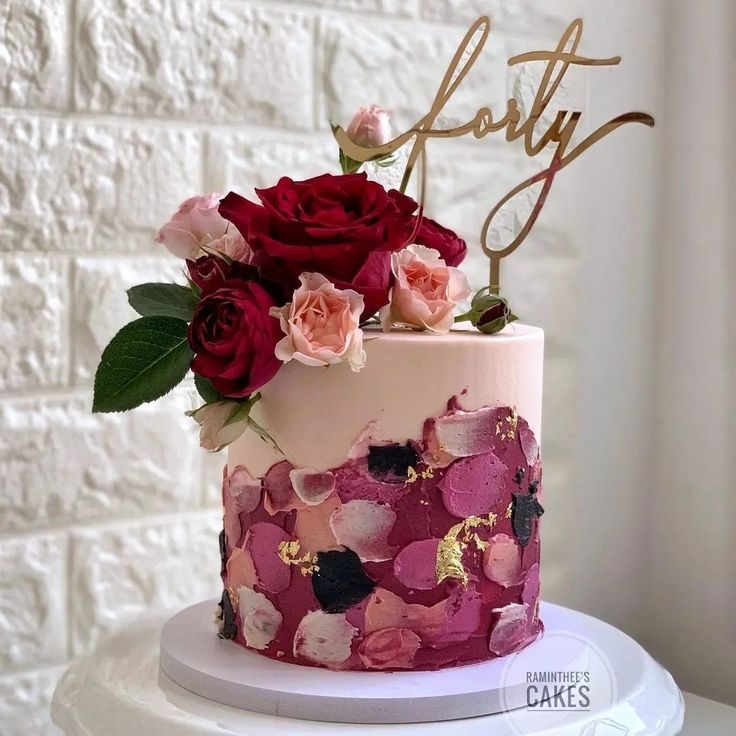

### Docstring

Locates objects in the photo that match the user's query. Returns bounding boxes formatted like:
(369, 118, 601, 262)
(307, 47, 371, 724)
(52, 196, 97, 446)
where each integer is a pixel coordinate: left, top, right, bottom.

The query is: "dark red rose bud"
(477, 301, 507, 327)
(219, 173, 420, 317)
(187, 277, 282, 397)
(187, 255, 259, 295)
(455, 288, 518, 335)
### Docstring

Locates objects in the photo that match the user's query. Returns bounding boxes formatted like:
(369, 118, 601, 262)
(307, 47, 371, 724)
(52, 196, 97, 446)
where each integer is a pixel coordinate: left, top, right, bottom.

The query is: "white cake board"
(159, 600, 684, 730)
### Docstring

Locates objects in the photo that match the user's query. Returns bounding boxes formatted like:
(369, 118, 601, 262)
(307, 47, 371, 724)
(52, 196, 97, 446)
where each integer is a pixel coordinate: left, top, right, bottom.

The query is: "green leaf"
(247, 414, 284, 455)
(223, 392, 262, 427)
(194, 374, 224, 404)
(127, 283, 198, 321)
(93, 316, 193, 413)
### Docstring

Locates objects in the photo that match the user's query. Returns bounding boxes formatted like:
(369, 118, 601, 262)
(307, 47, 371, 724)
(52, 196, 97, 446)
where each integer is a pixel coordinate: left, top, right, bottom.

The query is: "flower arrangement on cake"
(92, 104, 516, 452)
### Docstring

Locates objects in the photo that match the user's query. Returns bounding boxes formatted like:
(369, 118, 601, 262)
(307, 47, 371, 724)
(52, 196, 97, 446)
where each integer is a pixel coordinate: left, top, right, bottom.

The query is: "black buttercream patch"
(511, 492, 545, 547)
(368, 443, 420, 483)
(219, 528, 227, 576)
(312, 548, 376, 613)
(218, 589, 237, 640)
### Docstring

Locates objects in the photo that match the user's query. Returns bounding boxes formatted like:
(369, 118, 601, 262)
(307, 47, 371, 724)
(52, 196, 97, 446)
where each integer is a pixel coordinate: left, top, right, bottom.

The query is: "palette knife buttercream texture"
(218, 325, 544, 670)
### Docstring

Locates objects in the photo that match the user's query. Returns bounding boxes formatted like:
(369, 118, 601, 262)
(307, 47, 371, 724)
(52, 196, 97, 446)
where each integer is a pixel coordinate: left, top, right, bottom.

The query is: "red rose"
(187, 255, 259, 294)
(188, 277, 282, 398)
(412, 217, 467, 267)
(219, 173, 419, 317)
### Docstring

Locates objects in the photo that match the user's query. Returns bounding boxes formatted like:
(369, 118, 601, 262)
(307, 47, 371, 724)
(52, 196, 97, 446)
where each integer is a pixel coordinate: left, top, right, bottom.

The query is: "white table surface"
(681, 693, 736, 735)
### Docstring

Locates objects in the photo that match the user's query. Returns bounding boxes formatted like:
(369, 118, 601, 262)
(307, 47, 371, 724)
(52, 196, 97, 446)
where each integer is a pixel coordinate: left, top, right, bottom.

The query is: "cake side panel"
(229, 326, 544, 475)
(217, 329, 544, 671)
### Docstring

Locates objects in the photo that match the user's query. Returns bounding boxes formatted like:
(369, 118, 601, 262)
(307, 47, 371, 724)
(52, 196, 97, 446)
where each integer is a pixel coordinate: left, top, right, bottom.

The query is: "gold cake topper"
(333, 17, 655, 291)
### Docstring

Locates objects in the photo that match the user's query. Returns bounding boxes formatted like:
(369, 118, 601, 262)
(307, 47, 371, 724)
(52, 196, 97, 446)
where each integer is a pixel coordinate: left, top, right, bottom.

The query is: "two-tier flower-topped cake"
(93, 16, 653, 674)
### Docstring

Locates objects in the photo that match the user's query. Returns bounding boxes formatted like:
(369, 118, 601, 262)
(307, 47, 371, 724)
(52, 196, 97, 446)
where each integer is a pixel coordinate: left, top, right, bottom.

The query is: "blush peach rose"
(380, 245, 471, 333)
(156, 192, 250, 262)
(270, 273, 366, 372)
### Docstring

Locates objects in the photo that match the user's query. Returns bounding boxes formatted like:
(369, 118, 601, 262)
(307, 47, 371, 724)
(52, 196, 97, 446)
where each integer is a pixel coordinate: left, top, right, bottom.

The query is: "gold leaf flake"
(505, 502, 513, 519)
(406, 466, 419, 483)
(436, 512, 499, 586)
(278, 540, 319, 576)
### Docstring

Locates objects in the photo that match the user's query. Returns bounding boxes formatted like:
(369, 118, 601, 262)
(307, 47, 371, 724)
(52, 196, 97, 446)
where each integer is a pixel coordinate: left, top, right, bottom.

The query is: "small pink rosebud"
(346, 105, 392, 148)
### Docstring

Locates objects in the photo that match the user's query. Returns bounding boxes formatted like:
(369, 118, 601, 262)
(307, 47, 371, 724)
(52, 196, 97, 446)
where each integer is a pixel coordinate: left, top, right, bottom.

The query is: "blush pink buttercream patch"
(330, 500, 396, 562)
(293, 610, 358, 667)
(438, 452, 507, 518)
(293, 494, 342, 554)
(226, 546, 258, 590)
(522, 563, 540, 608)
(393, 538, 441, 590)
(519, 425, 540, 467)
(244, 522, 293, 593)
(423, 406, 497, 466)
(482, 533, 523, 587)
(365, 588, 439, 638)
(237, 586, 282, 650)
(443, 587, 483, 644)
(289, 468, 336, 506)
(488, 602, 530, 656)
(263, 461, 306, 515)
(358, 627, 421, 670)
(226, 466, 262, 513)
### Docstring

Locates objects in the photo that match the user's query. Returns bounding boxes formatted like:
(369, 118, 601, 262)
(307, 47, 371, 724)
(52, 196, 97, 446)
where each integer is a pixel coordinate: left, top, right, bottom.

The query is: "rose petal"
(244, 522, 293, 593)
(482, 533, 523, 587)
(438, 452, 507, 518)
(330, 500, 396, 562)
(237, 586, 282, 650)
(293, 610, 357, 666)
(358, 628, 421, 670)
(489, 602, 530, 656)
(393, 539, 441, 590)
(289, 468, 336, 505)
(263, 461, 306, 515)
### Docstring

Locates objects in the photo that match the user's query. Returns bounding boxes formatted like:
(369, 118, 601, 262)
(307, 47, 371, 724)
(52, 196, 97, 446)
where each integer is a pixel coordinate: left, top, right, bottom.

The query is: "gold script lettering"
(333, 17, 655, 289)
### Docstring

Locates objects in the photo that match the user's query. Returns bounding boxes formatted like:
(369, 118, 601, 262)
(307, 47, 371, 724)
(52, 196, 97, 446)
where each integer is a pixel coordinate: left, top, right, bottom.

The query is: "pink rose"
(380, 245, 471, 333)
(346, 105, 392, 148)
(156, 193, 249, 261)
(270, 273, 366, 372)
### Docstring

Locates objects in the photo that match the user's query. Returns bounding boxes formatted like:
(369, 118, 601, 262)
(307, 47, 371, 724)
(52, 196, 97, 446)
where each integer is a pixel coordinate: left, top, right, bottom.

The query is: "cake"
(219, 326, 544, 670)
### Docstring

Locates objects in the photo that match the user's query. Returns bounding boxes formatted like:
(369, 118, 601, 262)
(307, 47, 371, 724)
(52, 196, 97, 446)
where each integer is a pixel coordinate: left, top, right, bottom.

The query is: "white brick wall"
(0, 1, 594, 732)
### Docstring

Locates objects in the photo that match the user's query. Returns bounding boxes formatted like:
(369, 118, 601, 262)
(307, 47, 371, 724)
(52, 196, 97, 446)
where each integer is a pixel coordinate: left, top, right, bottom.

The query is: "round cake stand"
(52, 602, 685, 736)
